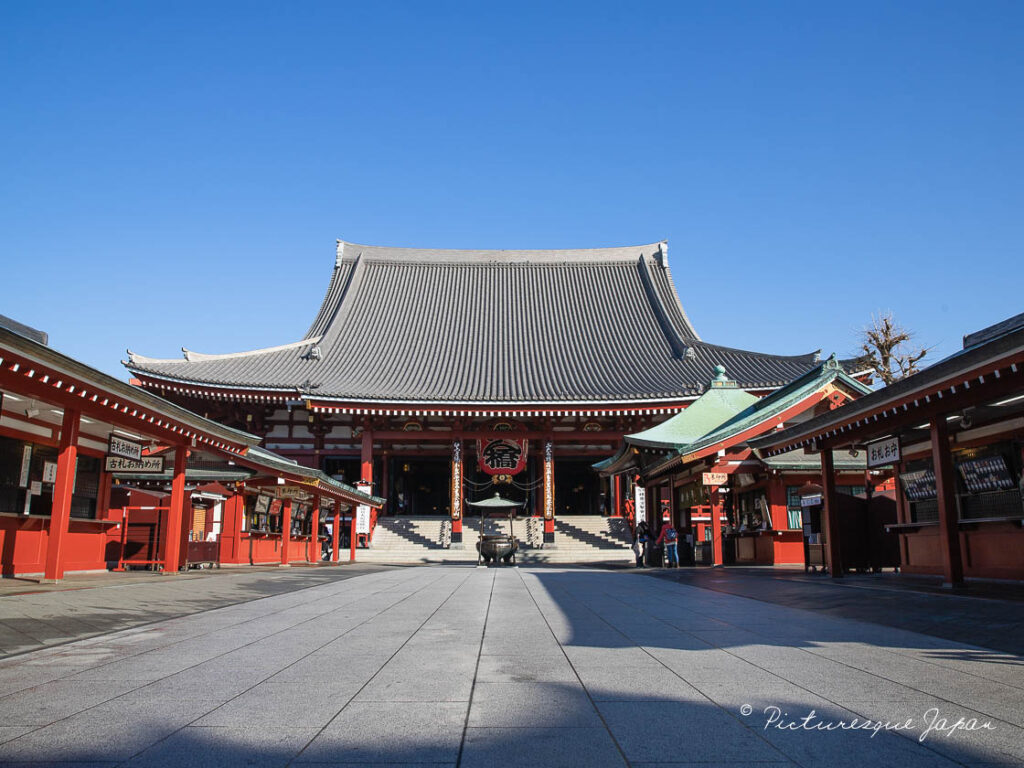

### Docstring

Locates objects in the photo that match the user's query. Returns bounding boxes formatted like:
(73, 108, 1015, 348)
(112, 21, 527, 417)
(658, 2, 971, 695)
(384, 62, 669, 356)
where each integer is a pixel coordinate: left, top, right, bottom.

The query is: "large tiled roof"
(126, 240, 823, 405)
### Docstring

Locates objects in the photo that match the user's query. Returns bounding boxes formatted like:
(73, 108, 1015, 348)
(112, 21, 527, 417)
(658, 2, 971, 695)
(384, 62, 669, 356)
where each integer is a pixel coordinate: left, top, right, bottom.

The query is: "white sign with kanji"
(634, 485, 646, 524)
(867, 437, 900, 468)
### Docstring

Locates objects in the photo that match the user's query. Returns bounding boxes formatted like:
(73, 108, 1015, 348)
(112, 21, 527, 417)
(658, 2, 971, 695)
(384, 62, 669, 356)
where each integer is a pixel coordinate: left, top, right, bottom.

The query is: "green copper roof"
(761, 449, 866, 472)
(624, 367, 757, 449)
(592, 442, 640, 475)
(676, 355, 871, 460)
(638, 356, 871, 479)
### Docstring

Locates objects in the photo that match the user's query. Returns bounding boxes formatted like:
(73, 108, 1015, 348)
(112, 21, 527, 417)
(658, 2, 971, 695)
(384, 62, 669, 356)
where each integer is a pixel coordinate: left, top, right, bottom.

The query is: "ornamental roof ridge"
(335, 238, 668, 265)
(127, 337, 322, 366)
(689, 339, 821, 363)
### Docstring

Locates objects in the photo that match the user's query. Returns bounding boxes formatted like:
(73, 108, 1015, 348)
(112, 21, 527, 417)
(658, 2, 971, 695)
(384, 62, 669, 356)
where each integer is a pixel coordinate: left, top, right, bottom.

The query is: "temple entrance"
(463, 460, 535, 511)
(555, 458, 604, 515)
(323, 456, 360, 486)
(389, 457, 451, 516)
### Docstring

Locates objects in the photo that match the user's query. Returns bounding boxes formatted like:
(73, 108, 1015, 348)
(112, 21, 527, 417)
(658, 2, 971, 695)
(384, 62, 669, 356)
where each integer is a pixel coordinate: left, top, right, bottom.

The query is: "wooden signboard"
(702, 472, 728, 486)
(867, 436, 900, 468)
(451, 441, 462, 520)
(108, 434, 143, 461)
(105, 455, 165, 473)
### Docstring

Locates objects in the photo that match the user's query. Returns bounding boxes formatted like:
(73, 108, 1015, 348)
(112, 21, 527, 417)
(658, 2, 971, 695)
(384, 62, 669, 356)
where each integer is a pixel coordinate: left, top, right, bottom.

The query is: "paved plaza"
(0, 566, 1021, 767)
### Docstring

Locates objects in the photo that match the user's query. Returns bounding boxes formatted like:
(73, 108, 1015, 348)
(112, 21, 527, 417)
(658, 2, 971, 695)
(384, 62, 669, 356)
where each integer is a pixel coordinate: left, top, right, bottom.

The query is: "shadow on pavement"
(0, 567, 1019, 766)
(0, 567, 392, 658)
(636, 566, 1024, 657)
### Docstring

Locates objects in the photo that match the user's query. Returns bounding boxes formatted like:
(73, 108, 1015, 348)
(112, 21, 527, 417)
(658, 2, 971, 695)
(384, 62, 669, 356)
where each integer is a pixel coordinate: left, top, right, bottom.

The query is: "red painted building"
(598, 358, 886, 569)
(0, 316, 380, 581)
(752, 313, 1024, 585)
(124, 240, 858, 551)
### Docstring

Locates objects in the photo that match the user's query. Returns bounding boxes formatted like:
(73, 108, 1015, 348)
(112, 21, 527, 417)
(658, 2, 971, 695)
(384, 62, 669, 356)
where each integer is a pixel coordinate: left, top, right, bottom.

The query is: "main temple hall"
(123, 239, 845, 549)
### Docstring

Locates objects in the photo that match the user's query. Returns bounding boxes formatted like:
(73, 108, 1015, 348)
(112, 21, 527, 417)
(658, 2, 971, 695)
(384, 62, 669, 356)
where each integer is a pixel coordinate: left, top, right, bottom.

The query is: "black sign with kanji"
(477, 438, 528, 476)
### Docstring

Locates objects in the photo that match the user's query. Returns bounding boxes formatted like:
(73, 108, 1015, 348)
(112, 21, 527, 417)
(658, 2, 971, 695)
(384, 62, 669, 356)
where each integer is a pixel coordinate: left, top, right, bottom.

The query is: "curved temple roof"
(126, 240, 822, 405)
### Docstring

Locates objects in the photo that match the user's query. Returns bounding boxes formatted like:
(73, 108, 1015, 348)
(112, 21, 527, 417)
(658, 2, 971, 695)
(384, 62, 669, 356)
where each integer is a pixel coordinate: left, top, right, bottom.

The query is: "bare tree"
(860, 312, 928, 385)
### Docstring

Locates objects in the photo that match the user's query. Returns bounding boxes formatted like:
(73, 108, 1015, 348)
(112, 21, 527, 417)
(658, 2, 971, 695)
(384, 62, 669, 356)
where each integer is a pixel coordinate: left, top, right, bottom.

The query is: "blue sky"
(2, 1, 1021, 379)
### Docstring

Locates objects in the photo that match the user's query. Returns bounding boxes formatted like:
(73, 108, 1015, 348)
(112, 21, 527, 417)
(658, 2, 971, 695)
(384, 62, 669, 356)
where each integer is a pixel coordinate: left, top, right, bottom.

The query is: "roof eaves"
(1, 327, 261, 449)
(676, 361, 849, 459)
(749, 326, 1024, 452)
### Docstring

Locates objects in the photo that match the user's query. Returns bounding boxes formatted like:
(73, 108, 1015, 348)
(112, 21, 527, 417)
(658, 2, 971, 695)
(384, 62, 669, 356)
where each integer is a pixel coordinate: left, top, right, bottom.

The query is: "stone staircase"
(354, 515, 633, 565)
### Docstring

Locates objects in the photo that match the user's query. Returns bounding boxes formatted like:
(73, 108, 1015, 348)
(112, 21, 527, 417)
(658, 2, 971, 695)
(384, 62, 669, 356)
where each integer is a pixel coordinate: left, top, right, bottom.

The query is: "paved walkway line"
(0, 566, 1019, 767)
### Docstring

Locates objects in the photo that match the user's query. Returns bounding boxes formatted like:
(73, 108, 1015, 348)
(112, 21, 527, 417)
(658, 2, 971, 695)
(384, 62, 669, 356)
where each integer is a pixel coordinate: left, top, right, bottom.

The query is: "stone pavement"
(0, 565, 394, 658)
(0, 565, 1020, 767)
(645, 566, 1024, 657)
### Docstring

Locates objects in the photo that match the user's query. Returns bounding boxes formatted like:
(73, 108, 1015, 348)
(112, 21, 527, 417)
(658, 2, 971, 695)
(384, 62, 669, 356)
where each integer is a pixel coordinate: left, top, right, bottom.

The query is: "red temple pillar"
(309, 496, 320, 563)
(41, 408, 81, 583)
(451, 440, 464, 545)
(96, 470, 113, 521)
(931, 418, 964, 587)
(220, 493, 244, 564)
(163, 446, 188, 574)
(361, 429, 373, 486)
(542, 439, 555, 543)
(280, 498, 293, 567)
(820, 448, 843, 578)
(612, 474, 622, 517)
(177, 497, 192, 571)
(350, 504, 357, 562)
(710, 485, 723, 566)
(331, 506, 341, 564)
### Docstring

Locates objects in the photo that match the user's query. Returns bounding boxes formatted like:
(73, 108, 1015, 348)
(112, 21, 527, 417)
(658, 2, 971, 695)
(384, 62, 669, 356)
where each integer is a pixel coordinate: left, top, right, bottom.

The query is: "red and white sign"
(702, 472, 728, 486)
(355, 481, 372, 534)
(477, 437, 528, 476)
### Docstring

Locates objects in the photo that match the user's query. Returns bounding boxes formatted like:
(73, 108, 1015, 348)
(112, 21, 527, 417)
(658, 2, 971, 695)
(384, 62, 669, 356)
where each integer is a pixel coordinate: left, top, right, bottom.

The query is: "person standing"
(657, 517, 679, 568)
(635, 519, 650, 567)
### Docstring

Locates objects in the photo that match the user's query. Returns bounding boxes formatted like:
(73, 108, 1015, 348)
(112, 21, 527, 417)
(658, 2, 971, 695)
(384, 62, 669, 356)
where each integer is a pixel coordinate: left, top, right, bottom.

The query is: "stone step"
(362, 514, 633, 564)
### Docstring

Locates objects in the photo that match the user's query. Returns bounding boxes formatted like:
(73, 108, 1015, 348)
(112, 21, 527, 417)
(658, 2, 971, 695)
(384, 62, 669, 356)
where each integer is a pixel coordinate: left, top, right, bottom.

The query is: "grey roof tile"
(126, 240, 822, 404)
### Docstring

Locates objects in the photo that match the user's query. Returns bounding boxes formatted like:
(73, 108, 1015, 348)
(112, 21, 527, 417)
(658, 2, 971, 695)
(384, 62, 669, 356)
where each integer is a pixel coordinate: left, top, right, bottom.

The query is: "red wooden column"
(710, 485, 723, 566)
(361, 429, 373, 486)
(177, 497, 192, 571)
(820, 448, 843, 578)
(163, 446, 188, 574)
(931, 418, 965, 587)
(220, 493, 244, 564)
(331, 505, 341, 564)
(350, 507, 358, 561)
(96, 470, 113, 520)
(280, 499, 293, 567)
(41, 408, 81, 583)
(612, 475, 622, 517)
(309, 496, 321, 563)
(450, 440, 464, 545)
(542, 439, 555, 544)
